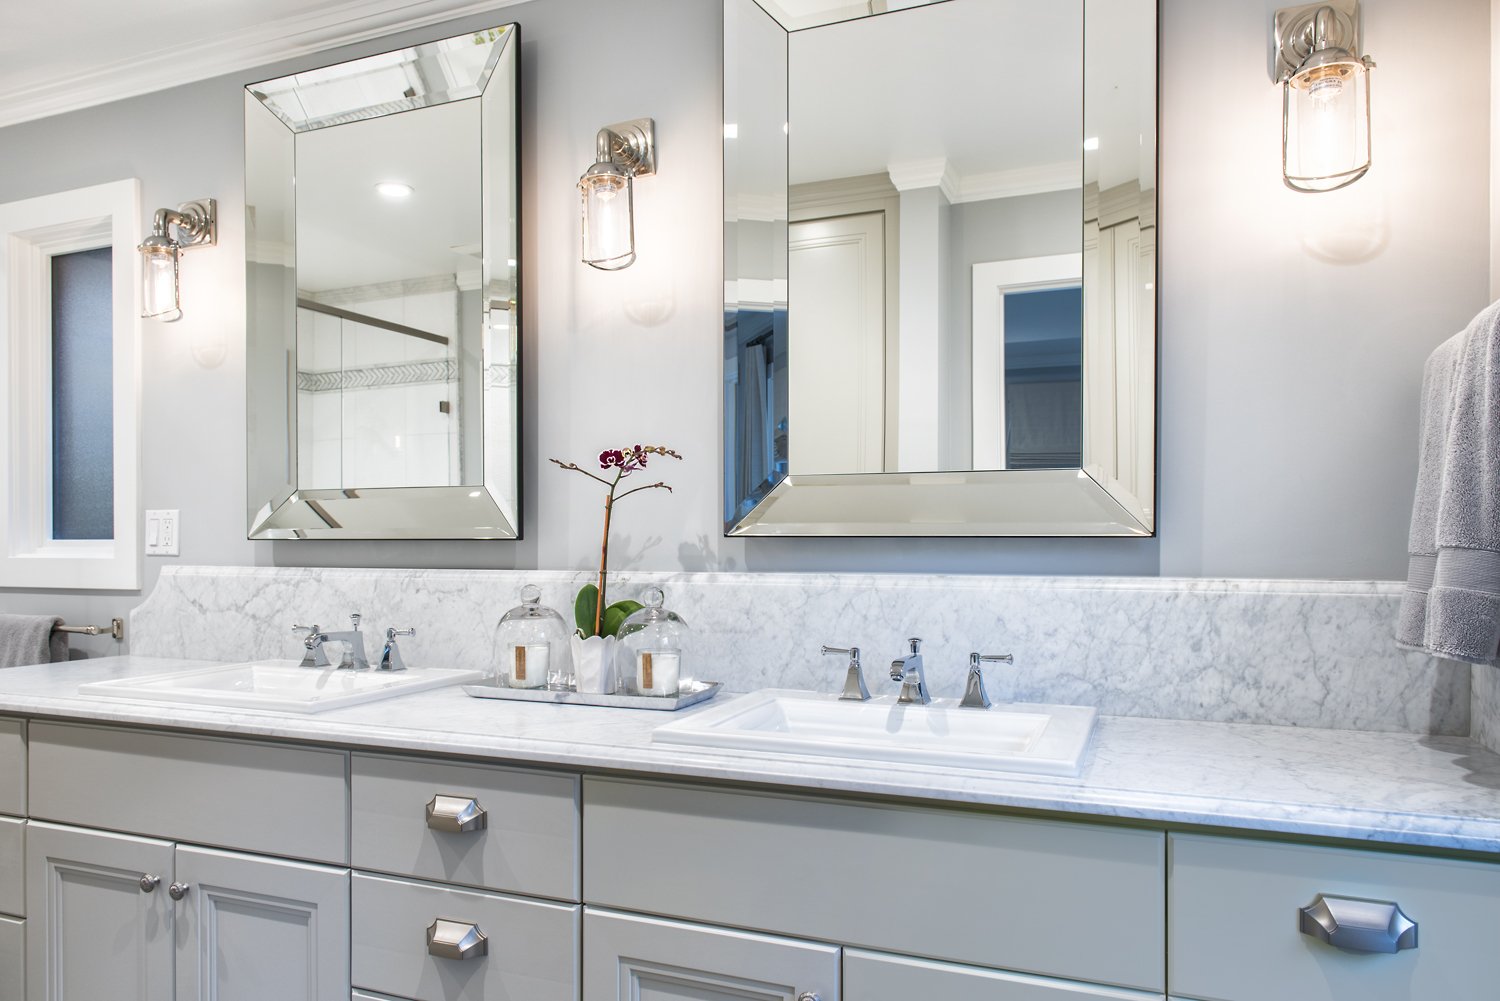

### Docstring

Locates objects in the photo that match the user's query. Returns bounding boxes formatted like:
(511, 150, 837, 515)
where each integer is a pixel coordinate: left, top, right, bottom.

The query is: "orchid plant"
(550, 444, 683, 639)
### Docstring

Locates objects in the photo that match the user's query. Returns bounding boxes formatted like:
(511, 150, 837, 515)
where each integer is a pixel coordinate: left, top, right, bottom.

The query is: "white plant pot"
(571, 634, 618, 695)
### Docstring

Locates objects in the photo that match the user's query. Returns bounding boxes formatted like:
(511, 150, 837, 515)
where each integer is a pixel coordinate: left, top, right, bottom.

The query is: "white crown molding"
(727, 194, 788, 223)
(0, 0, 535, 131)
(954, 161, 1081, 203)
(885, 158, 959, 203)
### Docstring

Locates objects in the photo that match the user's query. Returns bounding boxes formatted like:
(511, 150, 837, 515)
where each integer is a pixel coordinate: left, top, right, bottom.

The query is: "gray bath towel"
(0, 614, 66, 668)
(1399, 300, 1500, 663)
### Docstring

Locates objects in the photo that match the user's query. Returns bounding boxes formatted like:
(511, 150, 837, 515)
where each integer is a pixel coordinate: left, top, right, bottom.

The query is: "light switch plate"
(144, 509, 179, 556)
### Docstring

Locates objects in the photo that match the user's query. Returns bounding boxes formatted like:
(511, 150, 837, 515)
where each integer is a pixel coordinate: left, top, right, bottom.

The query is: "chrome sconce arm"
(578, 118, 656, 271)
(137, 198, 217, 321)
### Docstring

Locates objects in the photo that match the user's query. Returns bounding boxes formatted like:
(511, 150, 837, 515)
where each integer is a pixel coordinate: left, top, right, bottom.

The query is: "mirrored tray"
(461, 679, 721, 711)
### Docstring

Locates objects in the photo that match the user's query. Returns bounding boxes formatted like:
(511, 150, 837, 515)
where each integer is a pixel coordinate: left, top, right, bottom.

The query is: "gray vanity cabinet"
(25, 822, 176, 1001)
(583, 908, 840, 1001)
(25, 821, 351, 1001)
(174, 844, 351, 1001)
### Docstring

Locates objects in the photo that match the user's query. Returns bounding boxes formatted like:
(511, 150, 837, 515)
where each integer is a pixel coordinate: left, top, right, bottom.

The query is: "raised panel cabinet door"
(174, 844, 350, 1001)
(583, 908, 840, 1001)
(25, 821, 175, 1001)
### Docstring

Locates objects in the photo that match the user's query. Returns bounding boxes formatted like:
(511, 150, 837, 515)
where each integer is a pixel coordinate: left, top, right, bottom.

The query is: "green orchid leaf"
(574, 584, 600, 638)
(599, 599, 644, 639)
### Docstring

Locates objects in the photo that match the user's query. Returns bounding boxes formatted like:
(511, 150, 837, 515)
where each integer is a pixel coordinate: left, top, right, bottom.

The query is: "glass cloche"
(492, 584, 573, 690)
(616, 586, 691, 697)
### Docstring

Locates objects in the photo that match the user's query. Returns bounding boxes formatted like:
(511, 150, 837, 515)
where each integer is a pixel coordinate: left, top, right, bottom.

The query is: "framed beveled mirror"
(723, 0, 1157, 536)
(245, 25, 520, 540)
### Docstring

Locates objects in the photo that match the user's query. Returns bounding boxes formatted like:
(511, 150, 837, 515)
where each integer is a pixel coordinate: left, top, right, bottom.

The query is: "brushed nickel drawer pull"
(1299, 894, 1417, 954)
(168, 881, 191, 901)
(138, 874, 160, 893)
(426, 794, 488, 833)
(426, 918, 489, 960)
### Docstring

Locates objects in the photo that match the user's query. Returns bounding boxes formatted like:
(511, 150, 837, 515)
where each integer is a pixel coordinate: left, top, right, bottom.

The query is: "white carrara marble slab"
(8, 656, 1500, 854)
(130, 566, 1468, 735)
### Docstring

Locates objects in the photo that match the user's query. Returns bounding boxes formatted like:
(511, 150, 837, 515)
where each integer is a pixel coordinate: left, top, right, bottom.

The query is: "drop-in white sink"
(78, 660, 483, 714)
(653, 689, 1097, 777)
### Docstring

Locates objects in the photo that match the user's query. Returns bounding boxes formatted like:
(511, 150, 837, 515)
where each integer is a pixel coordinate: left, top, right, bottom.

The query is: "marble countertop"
(4, 656, 1499, 854)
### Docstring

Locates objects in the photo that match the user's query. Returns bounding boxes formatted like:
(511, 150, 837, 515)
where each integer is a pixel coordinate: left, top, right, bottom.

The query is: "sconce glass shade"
(138, 235, 182, 321)
(579, 161, 636, 270)
(1283, 46, 1371, 192)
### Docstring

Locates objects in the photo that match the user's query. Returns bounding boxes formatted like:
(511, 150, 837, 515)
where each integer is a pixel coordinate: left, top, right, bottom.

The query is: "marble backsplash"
(1474, 665, 1500, 752)
(130, 565, 1468, 736)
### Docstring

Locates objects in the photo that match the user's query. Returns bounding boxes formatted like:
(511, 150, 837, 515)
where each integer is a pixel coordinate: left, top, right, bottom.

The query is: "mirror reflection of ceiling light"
(723, 123, 739, 139)
(1272, 1, 1374, 192)
(1083, 137, 1099, 151)
(578, 117, 656, 271)
(375, 181, 414, 199)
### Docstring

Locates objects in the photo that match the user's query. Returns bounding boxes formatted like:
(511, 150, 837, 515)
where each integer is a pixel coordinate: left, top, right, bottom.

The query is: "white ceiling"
(0, 0, 526, 129)
(788, 0, 1081, 189)
(296, 98, 483, 293)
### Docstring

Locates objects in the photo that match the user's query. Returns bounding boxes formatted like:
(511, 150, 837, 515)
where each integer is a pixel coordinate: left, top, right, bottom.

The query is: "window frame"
(0, 179, 142, 589)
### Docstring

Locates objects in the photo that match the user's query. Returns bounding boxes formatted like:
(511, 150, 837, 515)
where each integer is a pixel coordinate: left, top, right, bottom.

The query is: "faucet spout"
(890, 637, 930, 705)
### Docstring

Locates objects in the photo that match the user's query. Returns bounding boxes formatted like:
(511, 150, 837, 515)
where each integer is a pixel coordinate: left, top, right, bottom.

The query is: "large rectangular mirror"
(246, 25, 520, 539)
(724, 0, 1157, 536)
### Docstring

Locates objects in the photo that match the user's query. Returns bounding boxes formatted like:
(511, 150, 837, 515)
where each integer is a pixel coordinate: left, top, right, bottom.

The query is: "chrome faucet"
(821, 645, 871, 701)
(890, 637, 930, 705)
(960, 652, 1014, 709)
(292, 613, 371, 670)
(380, 627, 415, 672)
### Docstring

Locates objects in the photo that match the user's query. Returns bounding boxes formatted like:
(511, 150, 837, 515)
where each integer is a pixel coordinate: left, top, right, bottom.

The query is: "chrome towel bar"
(55, 618, 124, 641)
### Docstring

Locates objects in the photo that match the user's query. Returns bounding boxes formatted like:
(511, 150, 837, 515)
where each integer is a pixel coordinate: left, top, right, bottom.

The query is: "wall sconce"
(1273, 1, 1375, 192)
(137, 199, 217, 321)
(578, 119, 656, 270)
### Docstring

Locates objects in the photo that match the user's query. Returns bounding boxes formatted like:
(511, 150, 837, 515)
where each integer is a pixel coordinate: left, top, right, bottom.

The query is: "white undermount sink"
(653, 689, 1097, 777)
(78, 660, 483, 714)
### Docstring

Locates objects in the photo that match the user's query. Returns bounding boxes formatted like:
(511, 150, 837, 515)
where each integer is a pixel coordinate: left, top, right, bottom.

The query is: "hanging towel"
(0, 614, 66, 668)
(1398, 300, 1500, 663)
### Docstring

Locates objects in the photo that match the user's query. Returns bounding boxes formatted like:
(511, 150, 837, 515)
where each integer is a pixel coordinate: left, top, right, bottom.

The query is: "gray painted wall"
(0, 0, 1490, 655)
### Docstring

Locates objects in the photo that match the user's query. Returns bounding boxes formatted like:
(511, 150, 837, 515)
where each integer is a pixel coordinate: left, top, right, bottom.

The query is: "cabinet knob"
(427, 918, 489, 960)
(1299, 894, 1418, 954)
(796, 993, 821, 1001)
(138, 874, 160, 893)
(168, 881, 191, 901)
(426, 794, 488, 833)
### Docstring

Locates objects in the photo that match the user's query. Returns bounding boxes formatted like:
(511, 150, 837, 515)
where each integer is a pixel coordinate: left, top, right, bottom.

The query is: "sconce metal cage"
(578, 118, 656, 270)
(137, 198, 217, 320)
(1273, 0, 1374, 193)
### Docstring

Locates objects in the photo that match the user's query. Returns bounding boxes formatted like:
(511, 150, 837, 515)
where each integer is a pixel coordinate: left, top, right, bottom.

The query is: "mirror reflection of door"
(788, 213, 886, 473)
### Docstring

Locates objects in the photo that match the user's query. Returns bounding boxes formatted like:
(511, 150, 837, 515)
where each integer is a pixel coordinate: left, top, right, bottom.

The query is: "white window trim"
(0, 179, 142, 590)
(970, 253, 1083, 471)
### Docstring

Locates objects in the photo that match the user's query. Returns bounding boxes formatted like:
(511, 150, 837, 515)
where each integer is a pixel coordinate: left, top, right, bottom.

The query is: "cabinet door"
(175, 844, 350, 1001)
(584, 907, 839, 1001)
(25, 821, 175, 1001)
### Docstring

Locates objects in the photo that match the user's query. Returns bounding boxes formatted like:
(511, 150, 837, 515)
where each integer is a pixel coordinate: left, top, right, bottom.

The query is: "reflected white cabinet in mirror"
(724, 0, 1157, 536)
(246, 26, 521, 539)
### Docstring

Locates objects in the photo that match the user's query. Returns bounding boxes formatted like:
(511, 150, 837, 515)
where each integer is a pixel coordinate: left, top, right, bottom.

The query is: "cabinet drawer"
(352, 753, 578, 901)
(0, 718, 23, 816)
(351, 872, 578, 1001)
(1169, 833, 1500, 1001)
(845, 949, 1162, 1000)
(584, 778, 1166, 991)
(0, 817, 20, 916)
(0, 915, 20, 1001)
(29, 722, 347, 864)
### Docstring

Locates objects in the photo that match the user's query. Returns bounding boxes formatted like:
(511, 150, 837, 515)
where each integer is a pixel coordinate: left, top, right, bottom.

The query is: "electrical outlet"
(145, 510, 180, 556)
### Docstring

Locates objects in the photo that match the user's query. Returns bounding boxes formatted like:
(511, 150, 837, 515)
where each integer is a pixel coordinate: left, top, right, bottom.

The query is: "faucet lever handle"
(381, 627, 414, 671)
(821, 645, 870, 702)
(387, 627, 416, 639)
(907, 637, 922, 654)
(961, 652, 1014, 709)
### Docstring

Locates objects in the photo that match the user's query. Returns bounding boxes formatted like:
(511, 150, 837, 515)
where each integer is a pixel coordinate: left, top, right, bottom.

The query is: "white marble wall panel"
(1473, 665, 1500, 753)
(131, 566, 1467, 735)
